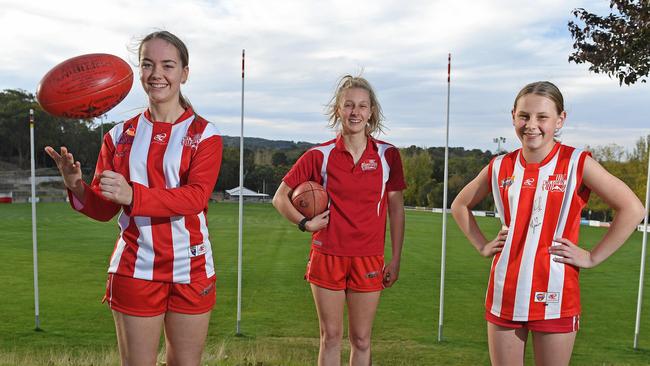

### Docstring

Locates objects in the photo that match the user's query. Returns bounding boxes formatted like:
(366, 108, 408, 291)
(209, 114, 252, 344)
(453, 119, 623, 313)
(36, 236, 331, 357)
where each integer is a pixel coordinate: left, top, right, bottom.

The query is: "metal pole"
(30, 109, 41, 331)
(236, 49, 245, 336)
(438, 53, 451, 342)
(634, 135, 650, 349)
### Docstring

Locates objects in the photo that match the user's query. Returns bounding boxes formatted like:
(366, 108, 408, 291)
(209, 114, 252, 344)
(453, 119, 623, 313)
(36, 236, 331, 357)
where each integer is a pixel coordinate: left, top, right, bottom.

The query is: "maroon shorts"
(486, 311, 579, 333)
(104, 273, 216, 317)
(305, 250, 384, 292)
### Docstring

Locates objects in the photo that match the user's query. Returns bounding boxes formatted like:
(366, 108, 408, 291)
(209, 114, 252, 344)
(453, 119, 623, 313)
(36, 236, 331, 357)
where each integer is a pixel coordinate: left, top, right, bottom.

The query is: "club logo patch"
(361, 159, 378, 171)
(534, 292, 547, 302)
(500, 176, 514, 188)
(182, 133, 201, 149)
(534, 291, 560, 303)
(117, 127, 135, 145)
(543, 174, 567, 193)
(366, 271, 379, 279)
(189, 244, 207, 257)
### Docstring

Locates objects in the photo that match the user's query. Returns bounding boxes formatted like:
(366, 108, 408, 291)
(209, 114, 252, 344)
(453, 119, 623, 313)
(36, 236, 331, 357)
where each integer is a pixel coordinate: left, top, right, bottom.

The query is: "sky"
(1, 0, 648, 153)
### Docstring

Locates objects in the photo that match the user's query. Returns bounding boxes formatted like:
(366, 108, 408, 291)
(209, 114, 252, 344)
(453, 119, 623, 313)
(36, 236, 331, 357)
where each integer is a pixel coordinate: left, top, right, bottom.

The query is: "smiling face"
(337, 87, 372, 136)
(139, 37, 189, 108)
(512, 93, 565, 157)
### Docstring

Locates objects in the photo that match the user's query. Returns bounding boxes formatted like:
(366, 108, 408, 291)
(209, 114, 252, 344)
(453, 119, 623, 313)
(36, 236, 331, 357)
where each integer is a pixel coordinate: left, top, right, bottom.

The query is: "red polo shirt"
(283, 135, 406, 256)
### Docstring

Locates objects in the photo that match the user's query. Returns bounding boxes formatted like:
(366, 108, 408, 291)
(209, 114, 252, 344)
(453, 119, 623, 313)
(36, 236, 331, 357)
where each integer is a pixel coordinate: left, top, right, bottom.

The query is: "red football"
(291, 181, 329, 219)
(36, 53, 133, 119)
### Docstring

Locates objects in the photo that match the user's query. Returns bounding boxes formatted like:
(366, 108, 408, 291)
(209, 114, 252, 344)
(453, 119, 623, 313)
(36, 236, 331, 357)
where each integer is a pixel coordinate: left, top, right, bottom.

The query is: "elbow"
(635, 202, 647, 224)
(450, 199, 462, 219)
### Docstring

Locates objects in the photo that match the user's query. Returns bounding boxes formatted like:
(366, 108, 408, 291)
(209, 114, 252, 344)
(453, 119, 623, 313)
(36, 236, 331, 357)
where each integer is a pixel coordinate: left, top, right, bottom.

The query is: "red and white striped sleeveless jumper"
(486, 143, 591, 321)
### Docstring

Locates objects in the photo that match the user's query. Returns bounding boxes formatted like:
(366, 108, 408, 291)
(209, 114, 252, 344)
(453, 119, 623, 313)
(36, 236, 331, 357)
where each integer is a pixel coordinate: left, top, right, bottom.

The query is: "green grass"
(0, 202, 649, 365)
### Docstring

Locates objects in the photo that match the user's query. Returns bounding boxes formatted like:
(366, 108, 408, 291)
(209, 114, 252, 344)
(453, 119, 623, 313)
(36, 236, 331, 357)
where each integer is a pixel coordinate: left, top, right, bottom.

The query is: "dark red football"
(36, 53, 133, 119)
(291, 181, 329, 219)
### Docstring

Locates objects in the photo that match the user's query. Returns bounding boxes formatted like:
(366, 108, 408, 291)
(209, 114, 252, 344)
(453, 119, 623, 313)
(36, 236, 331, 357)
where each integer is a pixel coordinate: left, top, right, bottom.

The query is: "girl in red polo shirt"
(45, 31, 222, 365)
(273, 75, 406, 365)
(451, 81, 644, 365)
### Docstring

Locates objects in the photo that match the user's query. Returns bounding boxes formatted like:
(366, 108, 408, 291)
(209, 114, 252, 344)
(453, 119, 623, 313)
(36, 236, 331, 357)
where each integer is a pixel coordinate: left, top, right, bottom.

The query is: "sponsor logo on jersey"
(500, 176, 515, 188)
(189, 243, 207, 257)
(182, 133, 201, 149)
(543, 174, 567, 193)
(546, 292, 560, 303)
(361, 159, 378, 171)
(153, 132, 168, 144)
(117, 126, 135, 145)
(523, 177, 536, 188)
(312, 240, 322, 246)
(534, 292, 547, 302)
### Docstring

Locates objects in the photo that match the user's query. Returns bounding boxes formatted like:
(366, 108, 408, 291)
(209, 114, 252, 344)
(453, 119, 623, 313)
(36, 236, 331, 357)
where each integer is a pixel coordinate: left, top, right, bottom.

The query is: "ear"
(181, 65, 189, 84)
(511, 108, 516, 125)
(556, 110, 566, 129)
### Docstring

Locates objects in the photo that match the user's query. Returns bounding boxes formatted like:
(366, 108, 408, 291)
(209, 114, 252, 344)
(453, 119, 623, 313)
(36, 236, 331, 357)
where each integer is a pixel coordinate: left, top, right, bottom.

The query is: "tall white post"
(30, 109, 41, 330)
(236, 49, 245, 336)
(634, 136, 650, 349)
(438, 53, 451, 342)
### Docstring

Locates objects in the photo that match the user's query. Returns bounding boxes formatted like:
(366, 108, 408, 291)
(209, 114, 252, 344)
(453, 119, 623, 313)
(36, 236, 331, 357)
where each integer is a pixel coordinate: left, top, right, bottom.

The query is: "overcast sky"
(1, 0, 648, 152)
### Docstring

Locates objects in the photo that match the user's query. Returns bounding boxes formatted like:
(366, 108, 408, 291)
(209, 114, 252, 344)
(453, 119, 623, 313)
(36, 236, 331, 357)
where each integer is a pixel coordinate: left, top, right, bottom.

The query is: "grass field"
(1, 202, 649, 365)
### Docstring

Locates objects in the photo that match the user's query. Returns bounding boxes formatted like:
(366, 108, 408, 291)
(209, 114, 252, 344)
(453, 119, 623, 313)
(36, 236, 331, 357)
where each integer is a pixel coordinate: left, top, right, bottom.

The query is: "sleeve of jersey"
(67, 133, 122, 222)
(130, 134, 223, 217)
(282, 150, 319, 189)
(385, 147, 407, 192)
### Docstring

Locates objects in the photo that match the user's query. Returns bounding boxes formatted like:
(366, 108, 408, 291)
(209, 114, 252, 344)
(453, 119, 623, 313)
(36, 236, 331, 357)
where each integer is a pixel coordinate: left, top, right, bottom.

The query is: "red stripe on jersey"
(498, 165, 538, 319)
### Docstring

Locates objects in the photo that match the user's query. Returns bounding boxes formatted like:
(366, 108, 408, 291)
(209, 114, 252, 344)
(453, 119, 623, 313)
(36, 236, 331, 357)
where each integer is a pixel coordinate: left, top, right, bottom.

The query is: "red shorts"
(485, 311, 579, 333)
(305, 250, 384, 292)
(104, 273, 216, 317)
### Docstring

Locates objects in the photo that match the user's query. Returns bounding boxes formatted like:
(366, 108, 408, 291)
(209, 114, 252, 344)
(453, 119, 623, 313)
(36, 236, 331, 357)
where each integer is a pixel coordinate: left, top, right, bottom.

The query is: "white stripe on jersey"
(164, 118, 192, 188)
(376, 143, 392, 216)
(512, 151, 560, 320)
(490, 151, 523, 317)
(545, 148, 583, 318)
(133, 216, 154, 280)
(490, 155, 506, 227)
(198, 211, 215, 278)
(171, 216, 191, 283)
(313, 144, 336, 189)
(108, 212, 131, 272)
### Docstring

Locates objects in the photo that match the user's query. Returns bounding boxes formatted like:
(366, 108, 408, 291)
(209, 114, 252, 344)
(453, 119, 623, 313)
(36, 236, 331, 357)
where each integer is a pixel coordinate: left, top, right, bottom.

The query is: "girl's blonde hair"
(326, 75, 385, 136)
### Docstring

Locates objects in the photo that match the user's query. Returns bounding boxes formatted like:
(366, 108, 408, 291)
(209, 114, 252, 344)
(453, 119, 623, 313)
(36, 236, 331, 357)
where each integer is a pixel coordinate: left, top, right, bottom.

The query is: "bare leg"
(112, 310, 164, 366)
(163, 310, 212, 366)
(487, 322, 528, 366)
(311, 284, 346, 366)
(346, 290, 381, 366)
(531, 330, 577, 366)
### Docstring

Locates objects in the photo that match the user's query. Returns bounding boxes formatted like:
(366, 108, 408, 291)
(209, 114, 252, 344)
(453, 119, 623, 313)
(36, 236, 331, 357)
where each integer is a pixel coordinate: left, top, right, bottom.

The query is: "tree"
(568, 0, 650, 85)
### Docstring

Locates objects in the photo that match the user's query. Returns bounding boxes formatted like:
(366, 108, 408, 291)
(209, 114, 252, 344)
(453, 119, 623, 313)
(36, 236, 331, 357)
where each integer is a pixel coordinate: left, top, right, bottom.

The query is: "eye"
(141, 62, 152, 69)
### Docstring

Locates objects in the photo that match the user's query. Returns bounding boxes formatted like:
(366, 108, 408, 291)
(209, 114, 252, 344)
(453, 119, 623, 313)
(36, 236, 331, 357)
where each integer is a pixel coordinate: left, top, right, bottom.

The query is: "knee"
(320, 327, 343, 349)
(349, 333, 371, 352)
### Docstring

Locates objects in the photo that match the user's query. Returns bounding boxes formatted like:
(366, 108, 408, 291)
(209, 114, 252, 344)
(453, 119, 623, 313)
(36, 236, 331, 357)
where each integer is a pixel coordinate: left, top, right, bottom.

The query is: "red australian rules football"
(291, 181, 329, 219)
(36, 53, 133, 119)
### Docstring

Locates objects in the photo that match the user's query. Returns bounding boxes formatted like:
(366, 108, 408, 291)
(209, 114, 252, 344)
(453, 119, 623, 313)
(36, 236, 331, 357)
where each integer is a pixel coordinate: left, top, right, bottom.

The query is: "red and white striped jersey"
(283, 135, 406, 256)
(68, 108, 223, 284)
(486, 143, 591, 321)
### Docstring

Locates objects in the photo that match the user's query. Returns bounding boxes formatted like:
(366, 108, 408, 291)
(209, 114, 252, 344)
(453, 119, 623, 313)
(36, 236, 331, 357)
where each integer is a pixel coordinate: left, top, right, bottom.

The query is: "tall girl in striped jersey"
(45, 31, 222, 365)
(451, 81, 644, 366)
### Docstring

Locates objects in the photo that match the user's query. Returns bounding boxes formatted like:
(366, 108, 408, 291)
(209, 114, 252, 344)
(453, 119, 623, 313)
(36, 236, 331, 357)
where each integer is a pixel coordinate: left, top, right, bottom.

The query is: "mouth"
(148, 82, 169, 89)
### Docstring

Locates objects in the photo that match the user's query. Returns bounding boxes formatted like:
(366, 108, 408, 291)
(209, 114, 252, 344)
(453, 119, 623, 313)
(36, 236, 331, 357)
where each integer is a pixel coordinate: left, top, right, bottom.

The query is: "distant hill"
(221, 136, 316, 150)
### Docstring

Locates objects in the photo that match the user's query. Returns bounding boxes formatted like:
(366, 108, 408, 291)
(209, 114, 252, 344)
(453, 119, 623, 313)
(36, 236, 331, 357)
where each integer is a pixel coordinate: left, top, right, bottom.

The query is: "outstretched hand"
(99, 170, 133, 205)
(548, 238, 595, 269)
(305, 210, 330, 232)
(480, 228, 508, 257)
(44, 146, 84, 195)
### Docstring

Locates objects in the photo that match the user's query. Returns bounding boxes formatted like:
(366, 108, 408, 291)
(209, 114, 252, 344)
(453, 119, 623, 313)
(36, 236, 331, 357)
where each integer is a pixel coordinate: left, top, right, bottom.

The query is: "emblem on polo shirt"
(543, 174, 567, 193)
(189, 243, 207, 257)
(361, 159, 378, 171)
